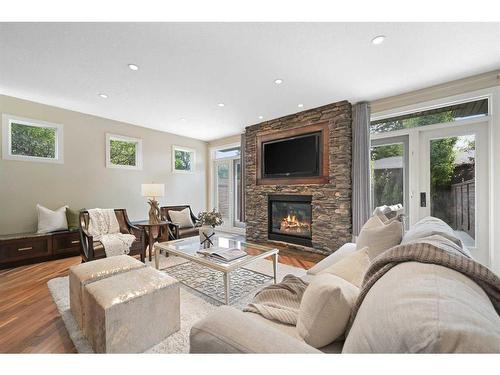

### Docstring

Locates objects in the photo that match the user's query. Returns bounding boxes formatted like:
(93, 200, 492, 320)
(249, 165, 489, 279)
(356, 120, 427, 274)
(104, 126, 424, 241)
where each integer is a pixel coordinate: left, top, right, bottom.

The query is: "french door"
(418, 122, 489, 262)
(371, 120, 490, 263)
(213, 158, 244, 232)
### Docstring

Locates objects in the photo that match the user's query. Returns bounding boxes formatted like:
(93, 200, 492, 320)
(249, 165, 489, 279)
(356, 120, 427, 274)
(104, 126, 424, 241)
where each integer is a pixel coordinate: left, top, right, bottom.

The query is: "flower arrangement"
(198, 209, 223, 228)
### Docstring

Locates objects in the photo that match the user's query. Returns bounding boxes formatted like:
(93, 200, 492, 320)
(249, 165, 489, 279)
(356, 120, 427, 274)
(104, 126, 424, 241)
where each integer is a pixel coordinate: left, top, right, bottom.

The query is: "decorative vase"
(199, 225, 215, 248)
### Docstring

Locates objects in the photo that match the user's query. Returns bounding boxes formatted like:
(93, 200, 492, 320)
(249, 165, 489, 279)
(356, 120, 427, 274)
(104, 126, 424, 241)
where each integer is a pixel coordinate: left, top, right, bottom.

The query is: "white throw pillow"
(37, 204, 69, 233)
(168, 208, 194, 229)
(297, 274, 359, 348)
(356, 215, 403, 261)
(319, 247, 370, 288)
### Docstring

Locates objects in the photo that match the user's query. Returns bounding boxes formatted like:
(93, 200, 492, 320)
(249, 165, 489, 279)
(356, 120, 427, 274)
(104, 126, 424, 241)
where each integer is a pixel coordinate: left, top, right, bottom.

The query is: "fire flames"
(280, 213, 311, 235)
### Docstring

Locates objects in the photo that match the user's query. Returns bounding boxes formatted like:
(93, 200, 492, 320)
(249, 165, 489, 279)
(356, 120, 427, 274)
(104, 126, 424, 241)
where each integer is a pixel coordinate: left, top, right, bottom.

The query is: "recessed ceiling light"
(98, 93, 108, 99)
(217, 103, 225, 107)
(258, 115, 264, 120)
(128, 64, 139, 71)
(371, 35, 386, 45)
(274, 78, 284, 85)
(180, 118, 186, 122)
(298, 103, 304, 108)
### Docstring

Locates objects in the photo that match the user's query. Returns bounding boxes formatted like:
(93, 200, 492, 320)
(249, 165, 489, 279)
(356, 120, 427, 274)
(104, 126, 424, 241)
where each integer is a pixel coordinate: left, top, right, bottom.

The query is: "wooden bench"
(0, 230, 81, 269)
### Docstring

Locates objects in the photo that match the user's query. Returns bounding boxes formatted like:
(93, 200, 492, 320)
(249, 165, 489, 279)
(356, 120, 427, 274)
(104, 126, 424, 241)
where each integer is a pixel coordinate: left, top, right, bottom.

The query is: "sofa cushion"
(307, 243, 357, 276)
(318, 247, 370, 288)
(343, 262, 500, 353)
(169, 208, 194, 229)
(297, 274, 359, 348)
(356, 215, 403, 260)
(190, 306, 321, 353)
(402, 216, 463, 248)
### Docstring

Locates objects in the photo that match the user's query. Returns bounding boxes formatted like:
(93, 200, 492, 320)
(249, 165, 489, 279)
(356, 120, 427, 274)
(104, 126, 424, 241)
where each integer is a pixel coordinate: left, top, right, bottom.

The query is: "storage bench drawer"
(0, 236, 52, 263)
(53, 231, 81, 255)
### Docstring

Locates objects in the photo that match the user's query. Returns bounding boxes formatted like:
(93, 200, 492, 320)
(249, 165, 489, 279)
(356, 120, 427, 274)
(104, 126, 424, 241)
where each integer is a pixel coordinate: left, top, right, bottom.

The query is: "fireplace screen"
(268, 195, 312, 246)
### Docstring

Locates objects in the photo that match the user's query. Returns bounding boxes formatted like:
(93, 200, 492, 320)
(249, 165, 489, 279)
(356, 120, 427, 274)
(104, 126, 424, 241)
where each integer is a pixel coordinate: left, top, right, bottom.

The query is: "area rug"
(47, 255, 305, 353)
(165, 261, 273, 304)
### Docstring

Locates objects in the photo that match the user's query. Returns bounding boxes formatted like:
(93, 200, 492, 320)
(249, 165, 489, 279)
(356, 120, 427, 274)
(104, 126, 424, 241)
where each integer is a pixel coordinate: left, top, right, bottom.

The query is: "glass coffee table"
(155, 235, 279, 304)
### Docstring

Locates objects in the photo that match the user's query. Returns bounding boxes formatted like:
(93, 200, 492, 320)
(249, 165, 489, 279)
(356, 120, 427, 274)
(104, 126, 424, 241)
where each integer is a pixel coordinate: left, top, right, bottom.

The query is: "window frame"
(2, 114, 64, 164)
(172, 145, 196, 173)
(105, 133, 143, 170)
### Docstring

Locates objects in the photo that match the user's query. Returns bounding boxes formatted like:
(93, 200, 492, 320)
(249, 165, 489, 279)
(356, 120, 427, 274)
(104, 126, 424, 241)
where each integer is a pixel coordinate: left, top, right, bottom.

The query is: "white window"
(2, 114, 64, 163)
(172, 145, 195, 173)
(106, 133, 143, 170)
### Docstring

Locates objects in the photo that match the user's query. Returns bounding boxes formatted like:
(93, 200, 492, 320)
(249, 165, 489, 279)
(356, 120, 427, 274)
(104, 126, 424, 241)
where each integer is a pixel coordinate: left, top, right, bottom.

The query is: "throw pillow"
(356, 215, 403, 261)
(318, 247, 370, 288)
(168, 208, 194, 229)
(65, 207, 80, 231)
(37, 204, 69, 233)
(297, 274, 359, 348)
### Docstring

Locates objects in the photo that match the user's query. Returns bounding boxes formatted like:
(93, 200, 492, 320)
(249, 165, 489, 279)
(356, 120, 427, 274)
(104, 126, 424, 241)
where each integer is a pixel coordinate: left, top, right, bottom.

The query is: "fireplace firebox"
(268, 194, 313, 247)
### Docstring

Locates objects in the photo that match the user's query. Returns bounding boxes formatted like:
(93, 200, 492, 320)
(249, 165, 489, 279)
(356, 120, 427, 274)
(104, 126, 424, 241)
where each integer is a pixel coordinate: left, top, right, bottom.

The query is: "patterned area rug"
(47, 255, 306, 353)
(165, 261, 273, 304)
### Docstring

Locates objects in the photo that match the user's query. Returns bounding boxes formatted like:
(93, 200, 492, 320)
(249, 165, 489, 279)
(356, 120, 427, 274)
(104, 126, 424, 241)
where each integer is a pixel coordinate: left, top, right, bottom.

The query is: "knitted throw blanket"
(346, 236, 500, 333)
(87, 208, 135, 257)
(244, 274, 308, 325)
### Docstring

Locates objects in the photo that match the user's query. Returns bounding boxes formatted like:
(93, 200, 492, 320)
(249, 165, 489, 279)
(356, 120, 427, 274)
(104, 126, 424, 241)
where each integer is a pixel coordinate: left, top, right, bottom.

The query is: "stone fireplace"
(244, 100, 352, 255)
(268, 194, 313, 247)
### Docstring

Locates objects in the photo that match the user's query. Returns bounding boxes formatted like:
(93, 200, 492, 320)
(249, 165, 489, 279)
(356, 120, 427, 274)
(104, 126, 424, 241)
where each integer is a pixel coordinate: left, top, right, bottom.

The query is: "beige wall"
(207, 134, 241, 149)
(0, 94, 208, 235)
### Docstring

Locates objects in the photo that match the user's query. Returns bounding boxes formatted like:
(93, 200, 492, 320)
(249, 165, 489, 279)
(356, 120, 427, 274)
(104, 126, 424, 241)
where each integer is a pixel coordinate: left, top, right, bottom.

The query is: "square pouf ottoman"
(69, 255, 145, 331)
(82, 267, 180, 353)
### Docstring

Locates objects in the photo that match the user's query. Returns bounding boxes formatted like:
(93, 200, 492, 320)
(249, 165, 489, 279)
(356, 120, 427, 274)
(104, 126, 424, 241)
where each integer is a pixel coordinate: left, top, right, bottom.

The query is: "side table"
(134, 221, 171, 269)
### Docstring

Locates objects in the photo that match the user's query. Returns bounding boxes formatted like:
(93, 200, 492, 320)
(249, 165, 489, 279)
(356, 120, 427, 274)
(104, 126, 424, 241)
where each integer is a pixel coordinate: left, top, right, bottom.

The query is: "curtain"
(239, 132, 246, 222)
(352, 102, 371, 237)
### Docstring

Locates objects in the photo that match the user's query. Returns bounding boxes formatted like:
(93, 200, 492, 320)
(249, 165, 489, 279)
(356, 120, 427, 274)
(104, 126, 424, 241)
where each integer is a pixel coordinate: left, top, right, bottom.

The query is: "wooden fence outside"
(451, 179, 475, 239)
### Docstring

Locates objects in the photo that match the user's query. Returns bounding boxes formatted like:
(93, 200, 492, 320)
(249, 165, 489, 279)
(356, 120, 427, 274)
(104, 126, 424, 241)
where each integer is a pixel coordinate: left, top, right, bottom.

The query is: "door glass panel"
(370, 143, 405, 210)
(216, 162, 230, 224)
(233, 159, 243, 227)
(429, 135, 475, 247)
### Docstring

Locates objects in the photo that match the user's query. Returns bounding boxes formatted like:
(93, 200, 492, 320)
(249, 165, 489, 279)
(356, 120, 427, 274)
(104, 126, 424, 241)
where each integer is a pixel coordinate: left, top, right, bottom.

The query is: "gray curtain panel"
(352, 102, 371, 237)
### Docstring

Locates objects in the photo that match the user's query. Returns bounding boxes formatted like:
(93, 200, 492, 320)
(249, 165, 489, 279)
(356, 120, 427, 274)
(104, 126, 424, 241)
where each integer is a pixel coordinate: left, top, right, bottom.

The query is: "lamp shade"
(141, 183, 165, 198)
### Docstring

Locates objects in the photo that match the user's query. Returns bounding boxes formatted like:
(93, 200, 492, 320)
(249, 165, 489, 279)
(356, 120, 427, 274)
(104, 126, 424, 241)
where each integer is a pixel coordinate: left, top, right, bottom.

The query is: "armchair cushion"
(169, 208, 194, 229)
(178, 227, 199, 239)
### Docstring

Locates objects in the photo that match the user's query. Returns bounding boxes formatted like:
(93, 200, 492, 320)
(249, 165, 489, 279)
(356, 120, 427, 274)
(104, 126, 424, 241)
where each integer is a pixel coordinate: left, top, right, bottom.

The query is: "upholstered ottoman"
(69, 255, 145, 330)
(82, 267, 180, 353)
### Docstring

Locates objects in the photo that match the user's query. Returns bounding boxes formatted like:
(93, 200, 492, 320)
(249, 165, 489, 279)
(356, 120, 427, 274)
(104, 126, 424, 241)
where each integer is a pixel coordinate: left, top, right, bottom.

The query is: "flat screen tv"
(262, 131, 321, 178)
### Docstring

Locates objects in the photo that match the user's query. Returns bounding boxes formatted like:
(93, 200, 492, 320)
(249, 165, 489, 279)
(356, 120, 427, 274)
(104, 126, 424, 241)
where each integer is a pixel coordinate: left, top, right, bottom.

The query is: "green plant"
(110, 139, 136, 166)
(11, 123, 56, 158)
(175, 150, 191, 170)
(198, 209, 223, 227)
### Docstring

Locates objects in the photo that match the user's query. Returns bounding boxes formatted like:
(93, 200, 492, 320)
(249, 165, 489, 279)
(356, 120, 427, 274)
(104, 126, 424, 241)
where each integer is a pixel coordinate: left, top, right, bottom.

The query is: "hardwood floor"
(0, 250, 324, 353)
(0, 256, 80, 353)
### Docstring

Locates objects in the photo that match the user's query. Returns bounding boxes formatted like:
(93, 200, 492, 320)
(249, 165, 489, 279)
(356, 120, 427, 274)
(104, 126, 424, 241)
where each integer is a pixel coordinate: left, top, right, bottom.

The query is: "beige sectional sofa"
(190, 217, 500, 353)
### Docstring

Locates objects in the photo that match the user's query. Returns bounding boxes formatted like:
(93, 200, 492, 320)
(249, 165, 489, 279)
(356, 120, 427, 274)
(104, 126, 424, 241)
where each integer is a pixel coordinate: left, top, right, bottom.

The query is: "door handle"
(420, 192, 427, 207)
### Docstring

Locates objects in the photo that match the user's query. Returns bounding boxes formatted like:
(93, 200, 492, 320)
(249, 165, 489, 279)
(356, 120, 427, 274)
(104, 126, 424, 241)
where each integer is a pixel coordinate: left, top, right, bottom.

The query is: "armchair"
(79, 209, 146, 262)
(159, 205, 201, 239)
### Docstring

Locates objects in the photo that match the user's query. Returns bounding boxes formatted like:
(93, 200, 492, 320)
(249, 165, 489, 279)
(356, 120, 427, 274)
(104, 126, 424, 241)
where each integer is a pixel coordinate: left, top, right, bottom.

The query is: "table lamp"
(141, 183, 165, 224)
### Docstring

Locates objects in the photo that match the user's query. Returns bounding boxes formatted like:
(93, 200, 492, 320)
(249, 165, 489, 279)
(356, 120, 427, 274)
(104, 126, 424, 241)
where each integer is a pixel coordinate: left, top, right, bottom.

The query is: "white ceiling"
(1, 23, 499, 141)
